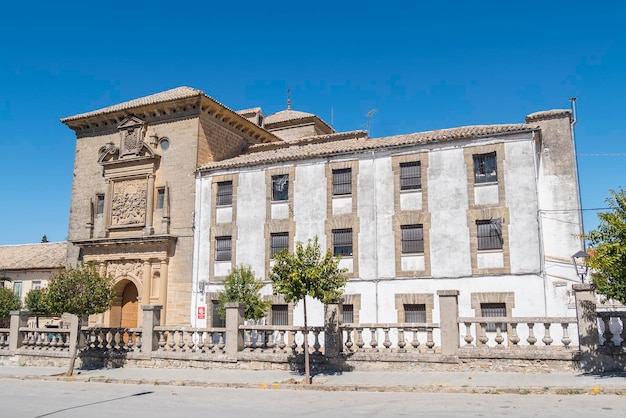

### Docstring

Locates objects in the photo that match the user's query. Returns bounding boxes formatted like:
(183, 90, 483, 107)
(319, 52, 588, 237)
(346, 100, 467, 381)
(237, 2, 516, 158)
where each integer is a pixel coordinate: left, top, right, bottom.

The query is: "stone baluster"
(290, 330, 298, 354)
(510, 323, 520, 346)
(411, 328, 421, 351)
(494, 324, 505, 348)
(313, 329, 321, 355)
(426, 329, 435, 352)
(167, 331, 176, 351)
(177, 330, 186, 350)
(542, 323, 553, 346)
(478, 323, 488, 345)
(561, 323, 571, 349)
(344, 328, 353, 352)
(32, 331, 40, 349)
(463, 323, 474, 347)
(135, 332, 142, 351)
(106, 330, 114, 350)
(278, 330, 286, 351)
(526, 323, 537, 345)
(397, 328, 407, 353)
(0, 333, 6, 349)
(243, 330, 251, 350)
(620, 316, 626, 347)
(206, 332, 215, 352)
(382, 328, 391, 350)
(158, 331, 166, 351)
(187, 331, 196, 351)
(217, 332, 225, 351)
(601, 316, 614, 347)
(50, 333, 58, 350)
(355, 328, 365, 351)
(369, 327, 378, 351)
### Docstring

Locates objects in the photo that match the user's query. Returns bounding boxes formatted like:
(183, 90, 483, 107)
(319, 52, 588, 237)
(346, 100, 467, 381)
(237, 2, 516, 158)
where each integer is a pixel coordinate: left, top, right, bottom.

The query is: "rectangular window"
(404, 304, 426, 323)
(96, 194, 105, 215)
(32, 281, 41, 290)
(13, 282, 23, 299)
(477, 219, 503, 250)
(400, 161, 421, 190)
(216, 181, 233, 206)
(481, 302, 506, 332)
(271, 304, 289, 326)
(211, 300, 226, 328)
(332, 228, 353, 256)
(156, 188, 165, 209)
(342, 304, 354, 324)
(271, 174, 289, 201)
(215, 236, 232, 261)
(401, 224, 424, 254)
(332, 168, 352, 196)
(270, 232, 289, 258)
(473, 152, 497, 183)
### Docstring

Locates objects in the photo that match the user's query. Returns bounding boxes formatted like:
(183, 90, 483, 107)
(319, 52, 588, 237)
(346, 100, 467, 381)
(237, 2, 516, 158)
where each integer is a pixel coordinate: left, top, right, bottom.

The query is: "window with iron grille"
(156, 188, 165, 209)
(333, 228, 353, 256)
(211, 300, 225, 328)
(215, 236, 232, 261)
(332, 168, 352, 195)
(400, 161, 421, 190)
(271, 232, 289, 258)
(473, 152, 497, 183)
(342, 304, 354, 324)
(401, 224, 424, 254)
(271, 304, 289, 326)
(271, 174, 289, 201)
(404, 304, 426, 323)
(481, 303, 506, 332)
(216, 181, 233, 206)
(96, 194, 105, 215)
(477, 219, 503, 250)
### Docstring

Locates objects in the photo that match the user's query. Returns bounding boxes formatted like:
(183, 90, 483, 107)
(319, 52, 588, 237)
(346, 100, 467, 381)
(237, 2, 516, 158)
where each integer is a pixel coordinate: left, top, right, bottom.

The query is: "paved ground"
(1, 365, 625, 394)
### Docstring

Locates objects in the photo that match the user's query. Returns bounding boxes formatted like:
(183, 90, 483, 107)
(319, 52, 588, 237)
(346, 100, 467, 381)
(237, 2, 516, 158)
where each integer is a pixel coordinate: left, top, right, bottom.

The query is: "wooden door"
(120, 282, 138, 328)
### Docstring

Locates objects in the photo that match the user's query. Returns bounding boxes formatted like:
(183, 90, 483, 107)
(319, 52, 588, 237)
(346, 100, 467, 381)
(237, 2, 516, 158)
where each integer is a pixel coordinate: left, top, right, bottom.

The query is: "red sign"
(197, 306, 206, 320)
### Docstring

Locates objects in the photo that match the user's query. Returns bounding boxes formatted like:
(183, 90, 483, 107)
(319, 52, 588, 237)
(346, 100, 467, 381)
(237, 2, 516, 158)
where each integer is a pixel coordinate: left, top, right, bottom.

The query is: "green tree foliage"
(217, 265, 270, 321)
(25, 288, 49, 327)
(270, 236, 347, 383)
(587, 189, 626, 304)
(44, 264, 115, 375)
(0, 287, 22, 326)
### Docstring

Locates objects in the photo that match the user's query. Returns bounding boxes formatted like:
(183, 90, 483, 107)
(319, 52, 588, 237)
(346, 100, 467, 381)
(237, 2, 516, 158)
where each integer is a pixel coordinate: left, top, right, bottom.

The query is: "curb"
(2, 374, 625, 395)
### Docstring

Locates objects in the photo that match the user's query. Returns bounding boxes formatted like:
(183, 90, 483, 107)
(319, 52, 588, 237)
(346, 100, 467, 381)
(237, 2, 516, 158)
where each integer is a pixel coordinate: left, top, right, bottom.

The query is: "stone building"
(62, 86, 584, 330)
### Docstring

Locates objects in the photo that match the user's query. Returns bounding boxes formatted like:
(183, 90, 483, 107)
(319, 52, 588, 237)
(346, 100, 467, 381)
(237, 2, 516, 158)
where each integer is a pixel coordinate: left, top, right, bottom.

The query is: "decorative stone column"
(437, 290, 460, 356)
(324, 303, 341, 361)
(9, 310, 29, 352)
(101, 179, 112, 238)
(143, 174, 155, 235)
(140, 260, 152, 327)
(159, 259, 168, 323)
(224, 302, 245, 357)
(141, 305, 162, 354)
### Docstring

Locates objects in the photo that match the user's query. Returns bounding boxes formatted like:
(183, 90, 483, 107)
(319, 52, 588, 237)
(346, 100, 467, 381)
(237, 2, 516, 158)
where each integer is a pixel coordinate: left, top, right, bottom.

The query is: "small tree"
(217, 265, 270, 322)
(0, 287, 22, 327)
(270, 236, 347, 384)
(587, 189, 626, 304)
(25, 288, 49, 328)
(43, 264, 115, 376)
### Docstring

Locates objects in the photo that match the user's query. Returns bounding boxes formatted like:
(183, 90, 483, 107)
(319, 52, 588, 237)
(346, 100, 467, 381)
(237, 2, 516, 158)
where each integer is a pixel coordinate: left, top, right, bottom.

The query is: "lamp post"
(571, 250, 590, 283)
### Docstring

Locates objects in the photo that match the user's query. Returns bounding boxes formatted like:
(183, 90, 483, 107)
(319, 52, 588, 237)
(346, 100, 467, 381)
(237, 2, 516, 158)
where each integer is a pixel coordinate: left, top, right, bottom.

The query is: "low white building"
(192, 105, 584, 332)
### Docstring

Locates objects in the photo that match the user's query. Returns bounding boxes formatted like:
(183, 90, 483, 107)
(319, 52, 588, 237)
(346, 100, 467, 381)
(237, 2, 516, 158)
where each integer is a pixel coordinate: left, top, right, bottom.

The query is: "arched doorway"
(120, 282, 139, 328)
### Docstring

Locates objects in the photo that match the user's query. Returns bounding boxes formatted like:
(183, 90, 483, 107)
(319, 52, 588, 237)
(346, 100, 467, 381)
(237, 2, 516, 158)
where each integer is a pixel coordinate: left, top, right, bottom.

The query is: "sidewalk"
(1, 365, 626, 394)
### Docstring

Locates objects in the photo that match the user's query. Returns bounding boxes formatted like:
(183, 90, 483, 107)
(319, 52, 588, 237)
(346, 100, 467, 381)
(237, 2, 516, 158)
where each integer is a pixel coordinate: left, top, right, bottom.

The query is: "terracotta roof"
(525, 109, 571, 123)
(236, 107, 263, 116)
(61, 87, 204, 122)
(199, 124, 538, 171)
(264, 109, 316, 125)
(0, 242, 68, 271)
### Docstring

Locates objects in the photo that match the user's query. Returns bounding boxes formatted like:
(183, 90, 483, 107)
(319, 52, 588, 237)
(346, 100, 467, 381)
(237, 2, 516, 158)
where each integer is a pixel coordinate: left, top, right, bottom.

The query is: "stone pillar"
(143, 174, 155, 235)
(573, 284, 599, 353)
(324, 303, 341, 360)
(9, 310, 29, 352)
(437, 290, 460, 356)
(224, 302, 245, 357)
(101, 179, 112, 238)
(159, 259, 168, 324)
(141, 305, 162, 354)
(140, 261, 152, 326)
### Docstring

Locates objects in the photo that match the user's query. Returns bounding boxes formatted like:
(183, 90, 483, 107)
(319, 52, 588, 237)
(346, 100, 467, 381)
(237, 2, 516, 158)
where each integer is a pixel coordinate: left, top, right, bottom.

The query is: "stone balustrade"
(82, 328, 142, 352)
(0, 328, 11, 351)
(239, 325, 325, 354)
(153, 327, 227, 354)
(18, 327, 72, 352)
(597, 311, 626, 347)
(457, 317, 577, 349)
(341, 323, 439, 353)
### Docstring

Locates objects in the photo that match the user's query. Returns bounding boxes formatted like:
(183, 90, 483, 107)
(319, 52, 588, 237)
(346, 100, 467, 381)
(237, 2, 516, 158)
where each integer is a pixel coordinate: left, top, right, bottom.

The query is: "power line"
(539, 207, 612, 212)
(579, 153, 626, 157)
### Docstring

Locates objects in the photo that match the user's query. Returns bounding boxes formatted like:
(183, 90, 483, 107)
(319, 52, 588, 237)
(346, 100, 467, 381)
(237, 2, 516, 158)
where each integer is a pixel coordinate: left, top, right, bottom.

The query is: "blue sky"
(1, 1, 624, 244)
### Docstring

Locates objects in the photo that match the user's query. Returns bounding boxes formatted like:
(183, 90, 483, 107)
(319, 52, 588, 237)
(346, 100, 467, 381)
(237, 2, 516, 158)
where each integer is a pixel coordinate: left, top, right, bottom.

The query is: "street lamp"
(571, 250, 590, 283)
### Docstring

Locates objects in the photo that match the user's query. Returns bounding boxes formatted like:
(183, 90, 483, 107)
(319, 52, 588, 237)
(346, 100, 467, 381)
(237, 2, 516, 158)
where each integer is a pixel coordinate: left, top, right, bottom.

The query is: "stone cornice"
(71, 235, 177, 248)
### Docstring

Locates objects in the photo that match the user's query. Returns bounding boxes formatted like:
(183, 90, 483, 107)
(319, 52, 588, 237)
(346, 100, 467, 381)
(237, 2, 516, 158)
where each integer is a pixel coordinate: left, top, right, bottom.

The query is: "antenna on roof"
(366, 109, 377, 138)
(287, 88, 291, 110)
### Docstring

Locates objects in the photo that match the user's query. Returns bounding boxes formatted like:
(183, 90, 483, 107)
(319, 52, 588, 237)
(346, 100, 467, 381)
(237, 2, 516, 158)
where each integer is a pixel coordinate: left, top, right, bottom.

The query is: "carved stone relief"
(111, 179, 147, 226)
(106, 260, 143, 281)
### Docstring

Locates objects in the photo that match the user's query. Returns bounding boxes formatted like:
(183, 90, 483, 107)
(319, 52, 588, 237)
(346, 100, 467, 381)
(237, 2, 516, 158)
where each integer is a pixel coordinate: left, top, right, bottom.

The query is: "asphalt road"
(2, 379, 625, 418)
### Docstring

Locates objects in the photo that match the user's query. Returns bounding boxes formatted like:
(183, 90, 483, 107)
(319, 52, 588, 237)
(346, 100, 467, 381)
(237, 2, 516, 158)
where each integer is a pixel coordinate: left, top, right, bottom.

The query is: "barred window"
(400, 161, 421, 190)
(271, 304, 289, 326)
(211, 300, 225, 328)
(215, 236, 232, 261)
(216, 181, 233, 206)
(271, 232, 289, 258)
(96, 194, 105, 215)
(333, 228, 353, 256)
(401, 224, 424, 254)
(477, 219, 503, 250)
(473, 152, 497, 183)
(332, 168, 352, 195)
(481, 303, 506, 332)
(404, 304, 426, 323)
(272, 175, 289, 201)
(342, 304, 354, 324)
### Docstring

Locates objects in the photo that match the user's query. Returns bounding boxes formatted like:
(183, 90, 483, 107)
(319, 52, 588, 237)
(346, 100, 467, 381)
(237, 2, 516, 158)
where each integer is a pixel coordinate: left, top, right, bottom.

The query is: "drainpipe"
(569, 98, 586, 251)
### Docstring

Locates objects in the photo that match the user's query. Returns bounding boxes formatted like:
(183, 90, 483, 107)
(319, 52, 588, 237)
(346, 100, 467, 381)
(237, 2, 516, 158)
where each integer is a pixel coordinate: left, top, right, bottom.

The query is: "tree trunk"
(65, 316, 82, 376)
(303, 297, 310, 384)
